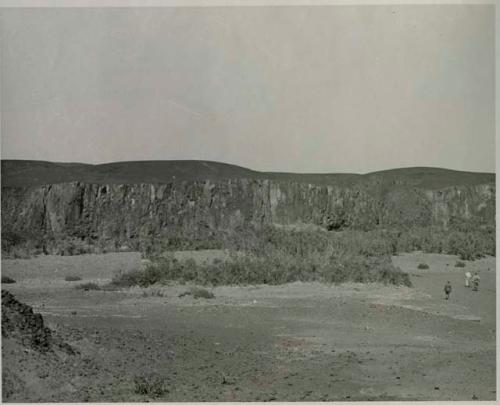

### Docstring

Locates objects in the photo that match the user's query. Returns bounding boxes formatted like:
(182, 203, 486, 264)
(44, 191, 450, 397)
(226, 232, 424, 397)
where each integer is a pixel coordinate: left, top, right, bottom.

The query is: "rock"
(2, 290, 75, 355)
(1, 164, 495, 254)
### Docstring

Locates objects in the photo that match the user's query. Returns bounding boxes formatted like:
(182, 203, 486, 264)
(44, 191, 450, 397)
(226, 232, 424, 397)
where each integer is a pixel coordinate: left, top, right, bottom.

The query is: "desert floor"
(1, 251, 496, 402)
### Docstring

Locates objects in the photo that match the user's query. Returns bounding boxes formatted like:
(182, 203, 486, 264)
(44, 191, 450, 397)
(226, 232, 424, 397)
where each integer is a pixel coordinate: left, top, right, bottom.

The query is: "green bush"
(417, 263, 429, 269)
(455, 261, 466, 268)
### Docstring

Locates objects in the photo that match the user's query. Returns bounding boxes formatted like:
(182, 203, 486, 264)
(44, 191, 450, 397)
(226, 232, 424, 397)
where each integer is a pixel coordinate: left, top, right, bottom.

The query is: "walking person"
(465, 271, 472, 288)
(472, 272, 480, 292)
(444, 281, 452, 300)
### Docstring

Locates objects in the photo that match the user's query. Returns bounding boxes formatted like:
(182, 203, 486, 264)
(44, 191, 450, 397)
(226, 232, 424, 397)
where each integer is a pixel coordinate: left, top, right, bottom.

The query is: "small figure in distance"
(444, 281, 452, 300)
(465, 271, 472, 288)
(472, 272, 480, 292)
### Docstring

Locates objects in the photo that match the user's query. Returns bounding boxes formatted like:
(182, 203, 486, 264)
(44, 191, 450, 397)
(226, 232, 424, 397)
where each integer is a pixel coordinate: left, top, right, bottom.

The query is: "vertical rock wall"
(1, 178, 495, 250)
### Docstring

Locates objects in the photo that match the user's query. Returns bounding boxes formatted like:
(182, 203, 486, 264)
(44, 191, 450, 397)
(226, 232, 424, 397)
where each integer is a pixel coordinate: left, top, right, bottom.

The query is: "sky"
(0, 5, 495, 173)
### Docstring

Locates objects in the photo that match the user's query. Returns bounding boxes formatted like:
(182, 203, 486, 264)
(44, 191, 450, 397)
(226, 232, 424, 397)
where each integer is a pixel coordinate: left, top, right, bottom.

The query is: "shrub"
(5, 247, 33, 259)
(179, 287, 215, 299)
(0, 230, 42, 258)
(142, 289, 165, 298)
(110, 248, 411, 288)
(56, 238, 93, 256)
(110, 256, 200, 288)
(134, 374, 168, 398)
(455, 261, 466, 268)
(322, 253, 412, 287)
(325, 206, 350, 231)
(417, 263, 429, 269)
(151, 289, 165, 297)
(141, 235, 224, 256)
(447, 231, 494, 260)
(1, 230, 27, 249)
(376, 226, 494, 259)
(65, 275, 82, 281)
(1, 276, 16, 284)
(75, 282, 101, 291)
(109, 270, 146, 288)
(108, 226, 431, 288)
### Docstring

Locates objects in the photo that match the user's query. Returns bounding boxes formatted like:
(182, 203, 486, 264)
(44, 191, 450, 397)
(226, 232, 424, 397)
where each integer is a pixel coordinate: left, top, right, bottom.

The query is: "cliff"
(1, 160, 495, 253)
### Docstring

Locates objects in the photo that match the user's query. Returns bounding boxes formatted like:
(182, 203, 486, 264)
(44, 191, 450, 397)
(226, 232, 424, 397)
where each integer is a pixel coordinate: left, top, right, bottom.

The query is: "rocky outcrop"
(1, 174, 495, 253)
(1, 290, 75, 354)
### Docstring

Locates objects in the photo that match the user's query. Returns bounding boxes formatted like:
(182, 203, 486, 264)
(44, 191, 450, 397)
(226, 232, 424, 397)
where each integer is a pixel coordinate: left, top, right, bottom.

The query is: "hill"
(1, 159, 494, 189)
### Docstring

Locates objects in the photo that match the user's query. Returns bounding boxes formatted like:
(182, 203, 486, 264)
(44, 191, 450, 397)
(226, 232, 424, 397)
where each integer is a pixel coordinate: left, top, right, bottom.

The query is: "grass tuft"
(417, 263, 429, 269)
(134, 374, 168, 398)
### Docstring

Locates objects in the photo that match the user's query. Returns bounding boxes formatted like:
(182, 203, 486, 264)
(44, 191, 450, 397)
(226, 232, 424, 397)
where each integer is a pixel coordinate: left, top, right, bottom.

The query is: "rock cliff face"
(1, 163, 495, 253)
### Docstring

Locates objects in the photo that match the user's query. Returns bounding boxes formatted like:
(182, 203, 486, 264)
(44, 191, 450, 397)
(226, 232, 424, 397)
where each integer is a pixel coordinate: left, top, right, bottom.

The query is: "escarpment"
(1, 160, 495, 254)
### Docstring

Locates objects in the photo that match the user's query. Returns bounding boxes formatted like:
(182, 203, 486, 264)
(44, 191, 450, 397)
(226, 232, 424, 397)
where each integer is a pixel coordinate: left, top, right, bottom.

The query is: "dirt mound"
(2, 290, 74, 354)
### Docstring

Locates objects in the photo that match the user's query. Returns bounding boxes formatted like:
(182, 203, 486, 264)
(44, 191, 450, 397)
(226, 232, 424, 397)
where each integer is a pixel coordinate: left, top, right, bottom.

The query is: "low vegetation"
(3, 213, 494, 262)
(455, 261, 466, 268)
(146, 236, 223, 254)
(133, 374, 168, 398)
(3, 219, 493, 290)
(111, 227, 413, 288)
(179, 287, 215, 299)
(417, 263, 429, 270)
(394, 226, 495, 260)
(1, 276, 16, 284)
(142, 289, 165, 298)
(1, 231, 36, 259)
(112, 252, 410, 288)
(109, 270, 151, 288)
(65, 275, 82, 282)
(75, 282, 101, 291)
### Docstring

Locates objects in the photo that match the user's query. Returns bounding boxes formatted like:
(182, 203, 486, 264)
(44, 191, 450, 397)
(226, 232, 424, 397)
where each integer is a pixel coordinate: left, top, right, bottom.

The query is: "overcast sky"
(0, 5, 495, 173)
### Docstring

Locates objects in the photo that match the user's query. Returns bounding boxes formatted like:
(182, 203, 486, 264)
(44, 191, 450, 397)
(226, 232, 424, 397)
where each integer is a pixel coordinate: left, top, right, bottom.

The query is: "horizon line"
(1, 158, 495, 176)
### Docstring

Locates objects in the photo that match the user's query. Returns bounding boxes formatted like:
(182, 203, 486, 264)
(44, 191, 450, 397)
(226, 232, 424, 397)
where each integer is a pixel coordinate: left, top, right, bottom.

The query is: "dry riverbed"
(1, 251, 496, 401)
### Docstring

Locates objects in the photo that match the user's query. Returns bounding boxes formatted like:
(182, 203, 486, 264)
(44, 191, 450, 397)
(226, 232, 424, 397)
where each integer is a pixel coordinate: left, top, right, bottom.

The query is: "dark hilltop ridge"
(1, 159, 494, 188)
(1, 159, 495, 258)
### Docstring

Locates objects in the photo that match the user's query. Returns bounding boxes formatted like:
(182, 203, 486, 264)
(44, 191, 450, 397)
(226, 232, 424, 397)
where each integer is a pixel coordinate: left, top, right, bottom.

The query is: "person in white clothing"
(465, 271, 472, 288)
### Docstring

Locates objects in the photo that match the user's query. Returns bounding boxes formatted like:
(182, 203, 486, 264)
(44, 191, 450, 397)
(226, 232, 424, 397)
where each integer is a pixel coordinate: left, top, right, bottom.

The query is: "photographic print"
(0, 2, 496, 402)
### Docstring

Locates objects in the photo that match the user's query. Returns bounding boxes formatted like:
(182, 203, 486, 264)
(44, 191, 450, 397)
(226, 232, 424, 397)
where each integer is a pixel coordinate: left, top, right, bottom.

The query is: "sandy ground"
(1, 251, 496, 401)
